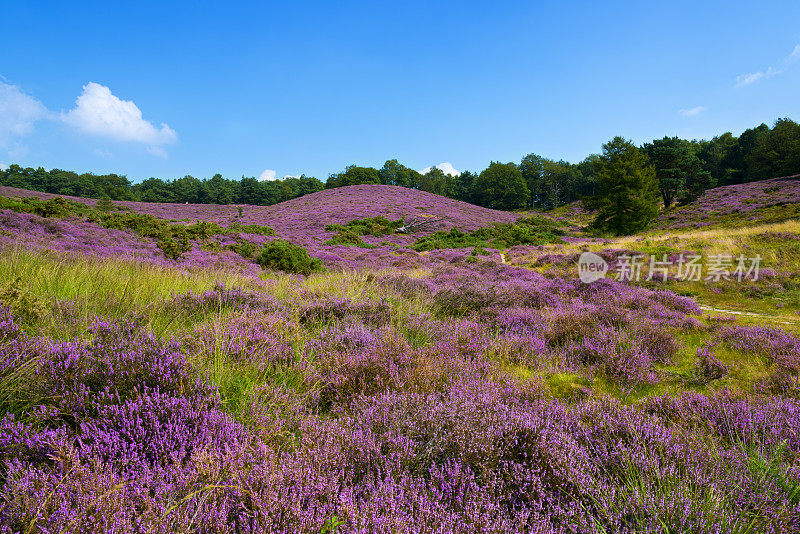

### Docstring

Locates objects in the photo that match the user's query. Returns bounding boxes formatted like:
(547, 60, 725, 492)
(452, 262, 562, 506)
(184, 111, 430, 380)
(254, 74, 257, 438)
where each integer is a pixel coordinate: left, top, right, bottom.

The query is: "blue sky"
(1, 0, 799, 182)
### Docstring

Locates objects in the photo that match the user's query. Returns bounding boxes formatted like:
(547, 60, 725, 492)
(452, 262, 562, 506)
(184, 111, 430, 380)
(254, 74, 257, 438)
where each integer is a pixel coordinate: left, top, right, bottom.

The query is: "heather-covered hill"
(542, 174, 800, 231)
(652, 174, 800, 230)
(0, 184, 517, 238)
(0, 184, 531, 272)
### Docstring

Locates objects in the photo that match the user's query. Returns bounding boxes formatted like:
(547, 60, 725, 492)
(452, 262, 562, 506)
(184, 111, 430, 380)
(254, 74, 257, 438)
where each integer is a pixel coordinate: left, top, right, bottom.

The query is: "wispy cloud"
(735, 71, 765, 87)
(0, 81, 50, 148)
(735, 45, 798, 87)
(679, 106, 706, 117)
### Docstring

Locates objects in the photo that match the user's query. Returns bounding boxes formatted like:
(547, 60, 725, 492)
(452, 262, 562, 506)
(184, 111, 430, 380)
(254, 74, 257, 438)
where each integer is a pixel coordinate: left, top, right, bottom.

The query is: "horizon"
(2, 1, 800, 182)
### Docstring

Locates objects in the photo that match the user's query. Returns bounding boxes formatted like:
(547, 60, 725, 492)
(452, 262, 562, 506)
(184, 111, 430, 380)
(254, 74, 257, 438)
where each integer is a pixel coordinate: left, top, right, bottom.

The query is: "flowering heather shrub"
(310, 331, 415, 411)
(564, 327, 657, 384)
(309, 322, 382, 353)
(696, 344, 729, 381)
(1, 306, 800, 530)
(432, 281, 500, 316)
(190, 312, 297, 372)
(0, 317, 196, 416)
(166, 283, 280, 318)
(643, 392, 800, 452)
(0, 307, 21, 342)
(756, 369, 800, 396)
(650, 176, 800, 229)
(371, 272, 428, 298)
(717, 325, 800, 370)
(298, 297, 391, 326)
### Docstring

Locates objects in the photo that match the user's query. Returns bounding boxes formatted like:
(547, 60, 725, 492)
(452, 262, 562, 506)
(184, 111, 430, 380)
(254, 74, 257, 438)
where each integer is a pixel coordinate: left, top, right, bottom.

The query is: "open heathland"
(1, 179, 800, 532)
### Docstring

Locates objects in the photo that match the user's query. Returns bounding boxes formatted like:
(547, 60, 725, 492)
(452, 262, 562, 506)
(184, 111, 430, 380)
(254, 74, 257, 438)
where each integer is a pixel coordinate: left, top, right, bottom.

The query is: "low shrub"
(157, 231, 192, 260)
(325, 216, 403, 237)
(94, 197, 117, 212)
(255, 239, 324, 275)
(227, 240, 259, 259)
(696, 345, 729, 382)
(0, 195, 83, 218)
(413, 221, 564, 251)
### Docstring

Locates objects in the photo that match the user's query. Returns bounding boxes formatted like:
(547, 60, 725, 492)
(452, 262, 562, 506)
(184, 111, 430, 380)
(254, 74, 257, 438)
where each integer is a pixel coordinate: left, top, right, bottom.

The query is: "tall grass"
(0, 247, 260, 335)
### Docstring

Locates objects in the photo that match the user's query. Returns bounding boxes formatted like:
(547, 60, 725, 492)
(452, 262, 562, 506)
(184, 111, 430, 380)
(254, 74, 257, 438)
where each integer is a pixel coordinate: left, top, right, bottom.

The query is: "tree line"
(0, 168, 325, 206)
(1, 117, 799, 214)
(329, 117, 800, 212)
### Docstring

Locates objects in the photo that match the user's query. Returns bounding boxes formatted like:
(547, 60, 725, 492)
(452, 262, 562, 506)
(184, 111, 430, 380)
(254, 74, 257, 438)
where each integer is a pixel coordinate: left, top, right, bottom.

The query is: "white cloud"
(93, 148, 113, 158)
(0, 81, 49, 148)
(678, 106, 706, 117)
(735, 71, 765, 86)
(283, 174, 301, 179)
(735, 45, 800, 86)
(0, 163, 8, 171)
(62, 82, 176, 148)
(259, 169, 277, 181)
(421, 162, 460, 176)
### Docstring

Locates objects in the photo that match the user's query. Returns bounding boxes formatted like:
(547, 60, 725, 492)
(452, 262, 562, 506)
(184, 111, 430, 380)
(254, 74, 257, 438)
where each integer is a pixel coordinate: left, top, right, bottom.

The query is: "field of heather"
(2, 180, 800, 533)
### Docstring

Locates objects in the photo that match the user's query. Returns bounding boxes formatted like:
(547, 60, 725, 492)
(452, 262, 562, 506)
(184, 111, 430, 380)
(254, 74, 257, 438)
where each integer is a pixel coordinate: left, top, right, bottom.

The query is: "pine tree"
(585, 137, 660, 235)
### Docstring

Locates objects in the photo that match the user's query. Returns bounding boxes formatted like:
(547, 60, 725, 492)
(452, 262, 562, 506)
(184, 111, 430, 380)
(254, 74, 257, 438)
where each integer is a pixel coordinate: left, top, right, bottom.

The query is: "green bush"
(256, 240, 324, 275)
(414, 228, 483, 251)
(95, 197, 117, 212)
(413, 221, 564, 251)
(325, 228, 373, 247)
(325, 216, 403, 237)
(184, 220, 225, 239)
(33, 197, 75, 218)
(91, 211, 165, 237)
(227, 240, 259, 259)
(157, 228, 192, 260)
(0, 195, 84, 218)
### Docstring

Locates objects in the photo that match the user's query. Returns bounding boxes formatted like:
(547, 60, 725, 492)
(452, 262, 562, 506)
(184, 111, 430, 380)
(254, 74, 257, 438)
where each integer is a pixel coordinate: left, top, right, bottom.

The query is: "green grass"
(0, 246, 260, 336)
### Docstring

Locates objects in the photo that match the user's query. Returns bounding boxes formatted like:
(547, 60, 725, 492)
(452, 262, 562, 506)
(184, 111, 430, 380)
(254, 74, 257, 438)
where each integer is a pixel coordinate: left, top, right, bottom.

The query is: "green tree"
(519, 154, 545, 208)
(746, 118, 800, 179)
(378, 159, 421, 188)
(418, 167, 455, 197)
(203, 173, 236, 204)
(585, 137, 660, 235)
(643, 136, 706, 208)
(453, 170, 476, 203)
(473, 162, 530, 210)
(325, 165, 381, 188)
